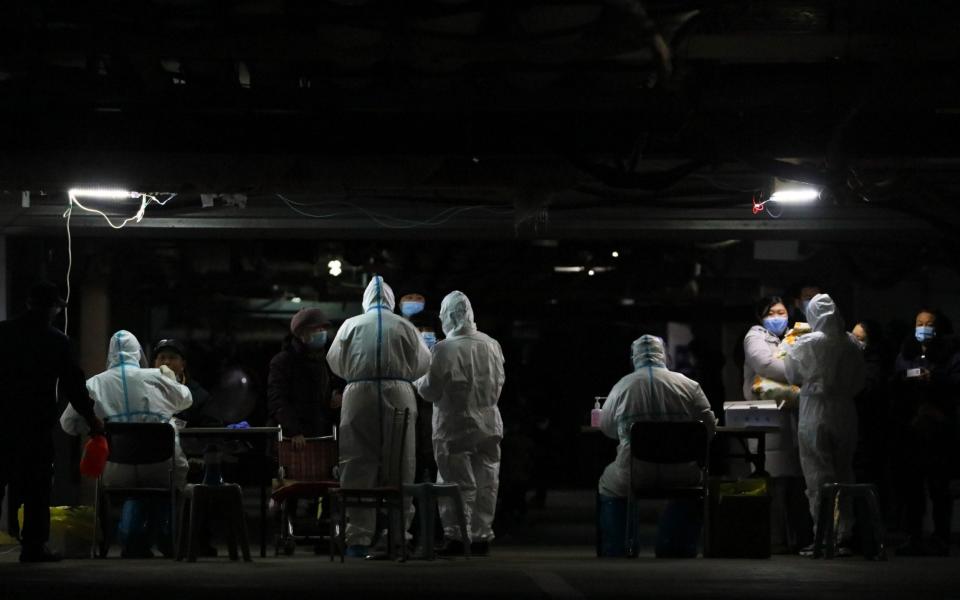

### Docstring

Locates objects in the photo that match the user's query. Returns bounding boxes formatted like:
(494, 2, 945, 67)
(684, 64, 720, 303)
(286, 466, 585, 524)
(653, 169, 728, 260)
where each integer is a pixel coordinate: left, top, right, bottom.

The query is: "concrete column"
(76, 268, 111, 506)
(79, 277, 110, 379)
(0, 235, 6, 532)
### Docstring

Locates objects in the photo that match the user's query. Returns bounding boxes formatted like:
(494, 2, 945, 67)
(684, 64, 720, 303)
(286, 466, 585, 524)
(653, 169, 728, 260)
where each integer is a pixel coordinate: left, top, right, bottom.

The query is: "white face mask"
(306, 330, 328, 349)
(421, 331, 437, 349)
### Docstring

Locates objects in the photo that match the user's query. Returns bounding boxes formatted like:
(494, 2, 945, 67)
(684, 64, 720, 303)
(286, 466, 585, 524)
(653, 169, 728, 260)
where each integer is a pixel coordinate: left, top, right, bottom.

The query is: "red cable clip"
(751, 195, 765, 215)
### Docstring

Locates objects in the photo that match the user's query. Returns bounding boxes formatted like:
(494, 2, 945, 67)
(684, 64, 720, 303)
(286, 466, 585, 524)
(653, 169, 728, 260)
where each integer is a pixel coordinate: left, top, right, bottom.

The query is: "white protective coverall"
(599, 335, 717, 498)
(784, 294, 866, 537)
(60, 330, 193, 488)
(416, 291, 505, 543)
(327, 276, 432, 546)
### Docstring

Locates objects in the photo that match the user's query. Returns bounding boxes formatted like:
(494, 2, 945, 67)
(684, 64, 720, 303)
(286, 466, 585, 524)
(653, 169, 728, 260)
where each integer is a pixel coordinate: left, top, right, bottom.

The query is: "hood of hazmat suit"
(439, 290, 478, 338)
(785, 294, 865, 398)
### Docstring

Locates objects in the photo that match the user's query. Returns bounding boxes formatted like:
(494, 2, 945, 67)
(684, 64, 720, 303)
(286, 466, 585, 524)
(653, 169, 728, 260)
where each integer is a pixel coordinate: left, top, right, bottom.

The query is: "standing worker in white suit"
(784, 294, 866, 556)
(326, 275, 432, 557)
(417, 291, 505, 556)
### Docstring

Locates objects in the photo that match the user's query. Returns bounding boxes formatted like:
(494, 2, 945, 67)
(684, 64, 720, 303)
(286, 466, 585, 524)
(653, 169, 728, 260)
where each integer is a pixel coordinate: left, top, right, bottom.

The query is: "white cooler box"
(723, 401, 781, 428)
(722, 401, 799, 477)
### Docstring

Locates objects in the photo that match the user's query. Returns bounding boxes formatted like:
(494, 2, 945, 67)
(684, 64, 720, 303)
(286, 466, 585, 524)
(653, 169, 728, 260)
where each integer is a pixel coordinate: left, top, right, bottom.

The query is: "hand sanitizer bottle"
(591, 397, 603, 428)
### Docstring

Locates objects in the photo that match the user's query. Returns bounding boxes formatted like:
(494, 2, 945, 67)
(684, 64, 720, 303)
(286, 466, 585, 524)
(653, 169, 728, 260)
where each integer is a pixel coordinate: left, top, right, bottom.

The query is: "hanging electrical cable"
(60, 189, 176, 334)
(277, 194, 513, 229)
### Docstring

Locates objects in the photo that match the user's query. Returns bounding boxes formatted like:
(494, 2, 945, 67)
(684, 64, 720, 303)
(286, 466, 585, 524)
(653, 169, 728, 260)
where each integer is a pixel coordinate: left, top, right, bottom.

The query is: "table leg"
(260, 440, 268, 558)
(755, 434, 770, 478)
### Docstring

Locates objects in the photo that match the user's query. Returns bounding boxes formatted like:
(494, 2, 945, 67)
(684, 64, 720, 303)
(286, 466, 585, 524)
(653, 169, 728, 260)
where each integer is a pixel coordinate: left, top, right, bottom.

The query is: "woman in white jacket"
(742, 296, 801, 476)
(742, 295, 808, 553)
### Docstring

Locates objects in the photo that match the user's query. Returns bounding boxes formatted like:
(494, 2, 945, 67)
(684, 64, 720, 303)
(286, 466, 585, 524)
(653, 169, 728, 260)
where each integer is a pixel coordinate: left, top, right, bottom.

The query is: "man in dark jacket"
(892, 308, 960, 556)
(267, 308, 342, 447)
(152, 338, 217, 426)
(0, 281, 104, 562)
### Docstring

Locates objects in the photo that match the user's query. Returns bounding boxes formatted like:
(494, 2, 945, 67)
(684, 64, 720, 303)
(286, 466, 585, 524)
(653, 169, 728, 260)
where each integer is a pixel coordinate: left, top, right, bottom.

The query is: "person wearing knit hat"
(267, 307, 341, 450)
(152, 339, 216, 427)
(290, 308, 331, 339)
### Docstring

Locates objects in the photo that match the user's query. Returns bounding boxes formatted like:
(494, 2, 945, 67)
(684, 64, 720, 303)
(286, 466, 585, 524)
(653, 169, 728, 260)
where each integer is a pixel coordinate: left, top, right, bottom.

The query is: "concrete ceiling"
(1, 1, 958, 240)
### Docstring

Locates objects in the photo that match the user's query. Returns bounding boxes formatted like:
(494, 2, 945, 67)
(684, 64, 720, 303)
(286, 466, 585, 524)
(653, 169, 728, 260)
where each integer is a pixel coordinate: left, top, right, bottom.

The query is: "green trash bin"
(706, 479, 771, 559)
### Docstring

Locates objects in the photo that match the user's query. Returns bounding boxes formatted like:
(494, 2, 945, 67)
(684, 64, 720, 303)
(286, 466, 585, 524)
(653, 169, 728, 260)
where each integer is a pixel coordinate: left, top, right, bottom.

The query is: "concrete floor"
(2, 490, 959, 600)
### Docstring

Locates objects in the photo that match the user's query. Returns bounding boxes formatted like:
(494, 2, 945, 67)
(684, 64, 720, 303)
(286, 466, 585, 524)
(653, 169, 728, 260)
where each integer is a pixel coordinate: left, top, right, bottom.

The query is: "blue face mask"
(401, 301, 425, 318)
(306, 330, 328, 349)
(915, 326, 935, 343)
(421, 332, 437, 350)
(763, 316, 789, 337)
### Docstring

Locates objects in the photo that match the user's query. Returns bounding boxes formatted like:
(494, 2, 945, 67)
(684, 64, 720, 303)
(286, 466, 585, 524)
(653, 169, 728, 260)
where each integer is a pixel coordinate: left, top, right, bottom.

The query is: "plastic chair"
(626, 420, 711, 558)
(813, 483, 887, 560)
(92, 422, 177, 559)
(176, 482, 252, 562)
(329, 408, 410, 562)
(271, 436, 339, 555)
(403, 482, 470, 560)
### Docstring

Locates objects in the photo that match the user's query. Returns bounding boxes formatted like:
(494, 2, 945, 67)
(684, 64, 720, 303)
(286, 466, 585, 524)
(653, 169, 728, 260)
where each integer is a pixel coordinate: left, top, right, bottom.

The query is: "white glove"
(159, 364, 178, 381)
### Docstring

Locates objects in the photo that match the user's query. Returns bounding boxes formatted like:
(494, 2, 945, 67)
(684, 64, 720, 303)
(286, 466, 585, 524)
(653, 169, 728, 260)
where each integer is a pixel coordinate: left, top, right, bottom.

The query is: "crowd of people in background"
(0, 277, 506, 562)
(0, 277, 956, 562)
(745, 286, 959, 557)
(595, 284, 957, 559)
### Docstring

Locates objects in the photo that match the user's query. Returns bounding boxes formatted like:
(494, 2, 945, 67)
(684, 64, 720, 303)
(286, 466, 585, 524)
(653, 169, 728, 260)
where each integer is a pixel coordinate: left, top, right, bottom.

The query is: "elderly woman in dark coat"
(268, 308, 343, 447)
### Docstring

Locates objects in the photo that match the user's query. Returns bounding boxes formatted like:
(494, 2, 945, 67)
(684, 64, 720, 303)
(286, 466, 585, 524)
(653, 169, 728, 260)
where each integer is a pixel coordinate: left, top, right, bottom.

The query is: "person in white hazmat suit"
(326, 276, 431, 555)
(783, 294, 865, 555)
(598, 335, 717, 498)
(416, 291, 505, 556)
(60, 330, 193, 487)
(60, 330, 192, 558)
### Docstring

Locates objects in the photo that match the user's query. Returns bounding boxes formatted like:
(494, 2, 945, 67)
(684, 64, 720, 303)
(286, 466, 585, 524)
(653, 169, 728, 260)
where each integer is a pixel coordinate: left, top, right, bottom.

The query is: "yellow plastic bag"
(780, 323, 812, 349)
(717, 479, 768, 497)
(18, 506, 96, 558)
(751, 375, 800, 405)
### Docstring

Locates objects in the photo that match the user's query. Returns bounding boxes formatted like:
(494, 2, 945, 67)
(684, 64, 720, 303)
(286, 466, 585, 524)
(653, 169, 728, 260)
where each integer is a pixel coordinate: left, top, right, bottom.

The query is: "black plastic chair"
(627, 420, 711, 558)
(93, 421, 177, 558)
(329, 408, 410, 562)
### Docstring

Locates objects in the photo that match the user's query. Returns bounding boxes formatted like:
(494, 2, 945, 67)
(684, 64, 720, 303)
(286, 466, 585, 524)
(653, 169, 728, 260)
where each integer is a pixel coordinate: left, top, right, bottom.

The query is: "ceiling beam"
(0, 203, 937, 242)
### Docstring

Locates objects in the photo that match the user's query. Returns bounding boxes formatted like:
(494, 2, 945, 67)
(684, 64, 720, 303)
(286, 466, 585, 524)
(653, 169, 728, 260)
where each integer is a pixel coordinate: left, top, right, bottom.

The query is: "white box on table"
(723, 401, 781, 428)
